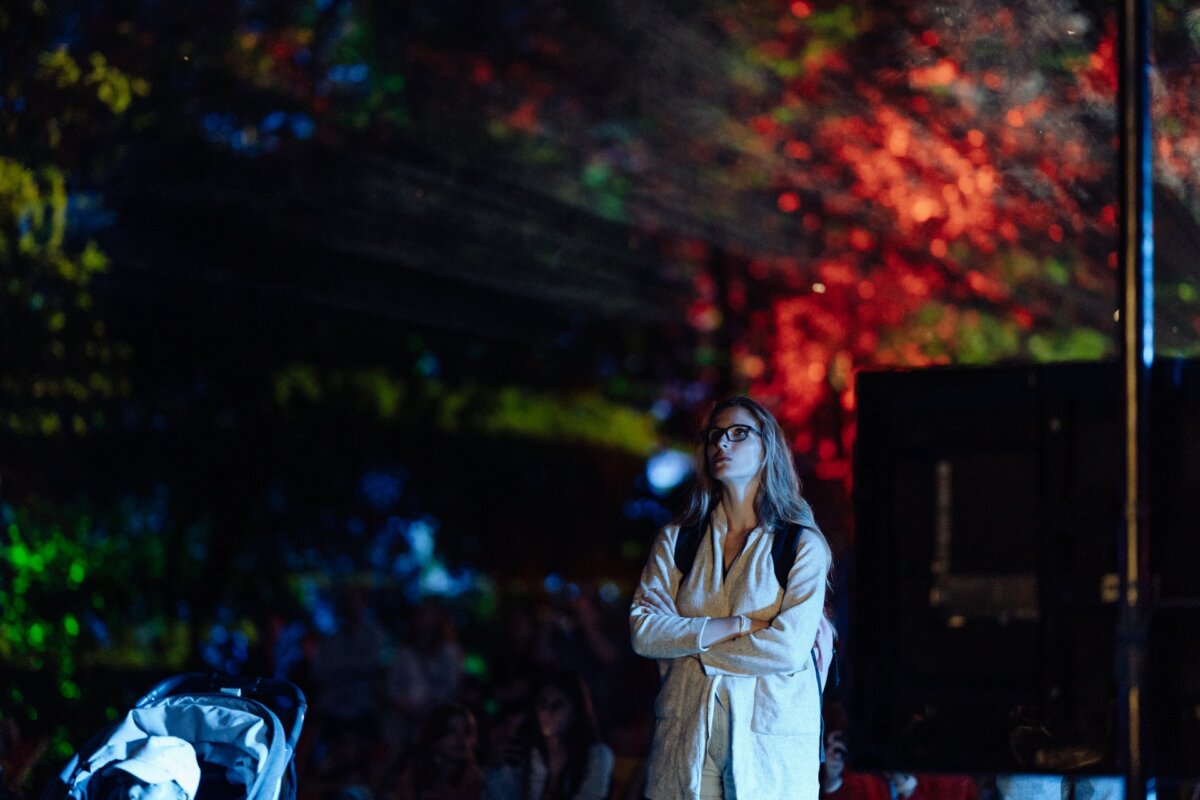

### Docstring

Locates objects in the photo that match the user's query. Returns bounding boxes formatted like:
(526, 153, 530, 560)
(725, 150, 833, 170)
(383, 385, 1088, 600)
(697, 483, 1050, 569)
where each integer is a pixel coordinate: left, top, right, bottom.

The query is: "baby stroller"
(43, 674, 306, 800)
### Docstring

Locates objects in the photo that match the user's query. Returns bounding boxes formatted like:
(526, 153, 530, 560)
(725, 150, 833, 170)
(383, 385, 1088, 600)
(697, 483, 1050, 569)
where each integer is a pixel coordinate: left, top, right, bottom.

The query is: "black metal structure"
(1116, 0, 1154, 789)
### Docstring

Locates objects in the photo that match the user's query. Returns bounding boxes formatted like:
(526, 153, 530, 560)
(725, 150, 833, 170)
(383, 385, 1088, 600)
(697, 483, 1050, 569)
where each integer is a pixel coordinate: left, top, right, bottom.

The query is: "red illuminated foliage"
(100, 1, 1200, 480)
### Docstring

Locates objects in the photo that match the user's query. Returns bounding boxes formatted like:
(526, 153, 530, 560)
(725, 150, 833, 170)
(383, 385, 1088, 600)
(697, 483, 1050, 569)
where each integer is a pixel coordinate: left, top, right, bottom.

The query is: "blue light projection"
(326, 63, 370, 85)
(622, 498, 671, 525)
(66, 192, 117, 237)
(199, 609, 251, 675)
(290, 114, 315, 140)
(261, 110, 288, 133)
(598, 581, 621, 603)
(1142, 219, 1155, 368)
(273, 620, 308, 679)
(645, 449, 692, 496)
(361, 469, 405, 511)
(351, 507, 477, 602)
(201, 110, 315, 154)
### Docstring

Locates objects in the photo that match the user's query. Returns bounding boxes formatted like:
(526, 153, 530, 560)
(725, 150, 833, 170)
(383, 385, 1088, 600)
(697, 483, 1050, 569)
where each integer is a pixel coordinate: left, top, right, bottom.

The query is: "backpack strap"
(770, 521, 804, 589)
(812, 646, 826, 764)
(676, 516, 806, 588)
(673, 513, 708, 583)
(813, 638, 841, 765)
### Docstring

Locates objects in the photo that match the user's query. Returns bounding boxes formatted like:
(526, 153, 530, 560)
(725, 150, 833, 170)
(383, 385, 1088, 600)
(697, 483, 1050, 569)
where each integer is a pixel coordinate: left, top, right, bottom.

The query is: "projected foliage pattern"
(3, 0, 1200, 775)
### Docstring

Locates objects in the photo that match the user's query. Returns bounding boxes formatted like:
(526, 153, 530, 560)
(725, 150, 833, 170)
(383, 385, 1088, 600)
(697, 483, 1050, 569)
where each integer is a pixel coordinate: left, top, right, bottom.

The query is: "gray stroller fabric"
(61, 695, 286, 800)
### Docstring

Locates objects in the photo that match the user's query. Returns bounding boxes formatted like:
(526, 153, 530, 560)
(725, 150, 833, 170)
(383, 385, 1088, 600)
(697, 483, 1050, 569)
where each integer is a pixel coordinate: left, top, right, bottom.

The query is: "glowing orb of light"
(646, 449, 693, 496)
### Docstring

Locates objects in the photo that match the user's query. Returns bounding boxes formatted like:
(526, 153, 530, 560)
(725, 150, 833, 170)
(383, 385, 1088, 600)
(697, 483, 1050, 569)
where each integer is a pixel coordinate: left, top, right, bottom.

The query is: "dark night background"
(3, 0, 1200, 796)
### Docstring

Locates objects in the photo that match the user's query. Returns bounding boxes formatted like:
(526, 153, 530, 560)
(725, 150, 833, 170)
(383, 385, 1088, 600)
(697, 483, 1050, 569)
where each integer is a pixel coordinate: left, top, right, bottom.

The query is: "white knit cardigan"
(630, 501, 830, 800)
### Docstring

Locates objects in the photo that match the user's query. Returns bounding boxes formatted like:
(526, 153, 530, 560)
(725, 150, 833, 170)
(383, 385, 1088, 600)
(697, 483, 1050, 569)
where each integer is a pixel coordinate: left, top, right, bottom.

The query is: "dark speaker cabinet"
(851, 359, 1199, 775)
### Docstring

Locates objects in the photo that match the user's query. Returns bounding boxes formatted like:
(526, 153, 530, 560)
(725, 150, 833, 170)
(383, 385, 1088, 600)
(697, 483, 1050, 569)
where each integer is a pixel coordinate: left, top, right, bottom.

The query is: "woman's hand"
(636, 588, 681, 616)
(696, 614, 772, 648)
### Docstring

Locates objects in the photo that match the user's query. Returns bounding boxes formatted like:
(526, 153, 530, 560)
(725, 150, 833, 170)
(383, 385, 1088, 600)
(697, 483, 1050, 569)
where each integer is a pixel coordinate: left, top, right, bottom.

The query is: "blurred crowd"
(290, 585, 643, 800)
(3, 582, 1197, 800)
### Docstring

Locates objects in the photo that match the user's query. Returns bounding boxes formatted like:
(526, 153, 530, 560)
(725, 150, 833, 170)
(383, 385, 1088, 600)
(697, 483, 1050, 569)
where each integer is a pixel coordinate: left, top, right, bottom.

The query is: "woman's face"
(706, 406, 766, 487)
(535, 686, 575, 739)
(433, 714, 476, 761)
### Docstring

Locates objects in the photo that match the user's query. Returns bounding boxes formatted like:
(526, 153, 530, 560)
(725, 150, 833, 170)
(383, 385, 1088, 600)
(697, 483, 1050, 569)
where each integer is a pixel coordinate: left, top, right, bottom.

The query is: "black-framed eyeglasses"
(701, 424, 762, 446)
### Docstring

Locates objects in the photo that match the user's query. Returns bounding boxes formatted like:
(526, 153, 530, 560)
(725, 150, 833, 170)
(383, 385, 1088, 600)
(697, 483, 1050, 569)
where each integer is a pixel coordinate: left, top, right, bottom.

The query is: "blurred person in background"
(379, 703, 484, 800)
(307, 585, 391, 799)
(0, 719, 46, 800)
(384, 601, 465, 755)
(819, 729, 888, 800)
(819, 713, 977, 800)
(311, 585, 391, 733)
(486, 671, 614, 800)
(527, 583, 622, 737)
(482, 700, 531, 776)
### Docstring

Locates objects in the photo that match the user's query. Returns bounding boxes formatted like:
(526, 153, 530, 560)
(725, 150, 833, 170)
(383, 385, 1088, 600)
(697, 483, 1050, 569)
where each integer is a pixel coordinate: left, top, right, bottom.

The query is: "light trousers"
(698, 694, 736, 800)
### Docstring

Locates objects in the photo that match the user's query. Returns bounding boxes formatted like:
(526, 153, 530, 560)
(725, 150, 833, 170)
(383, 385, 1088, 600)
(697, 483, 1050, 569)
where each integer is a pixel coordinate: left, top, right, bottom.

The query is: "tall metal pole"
(1117, 0, 1153, 793)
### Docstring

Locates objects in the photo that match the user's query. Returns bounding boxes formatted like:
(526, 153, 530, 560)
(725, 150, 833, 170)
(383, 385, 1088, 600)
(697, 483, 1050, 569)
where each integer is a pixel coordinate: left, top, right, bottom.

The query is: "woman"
(385, 600, 465, 751)
(630, 396, 832, 800)
(486, 671, 614, 800)
(382, 703, 484, 800)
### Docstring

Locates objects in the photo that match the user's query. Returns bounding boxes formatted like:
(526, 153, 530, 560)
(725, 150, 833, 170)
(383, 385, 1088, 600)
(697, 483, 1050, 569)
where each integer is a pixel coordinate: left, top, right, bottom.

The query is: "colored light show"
(3, 0, 1200, 798)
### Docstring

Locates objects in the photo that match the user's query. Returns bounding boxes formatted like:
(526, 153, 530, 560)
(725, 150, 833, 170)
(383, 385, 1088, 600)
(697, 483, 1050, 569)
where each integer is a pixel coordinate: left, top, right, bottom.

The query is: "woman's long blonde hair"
(678, 396, 835, 615)
(677, 396, 811, 533)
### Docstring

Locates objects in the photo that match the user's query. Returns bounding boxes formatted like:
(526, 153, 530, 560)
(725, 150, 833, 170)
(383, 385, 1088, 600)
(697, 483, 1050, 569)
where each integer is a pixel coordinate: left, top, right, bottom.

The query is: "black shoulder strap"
(813, 631, 841, 766)
(675, 515, 804, 589)
(673, 515, 706, 582)
(813, 646, 826, 763)
(770, 521, 804, 588)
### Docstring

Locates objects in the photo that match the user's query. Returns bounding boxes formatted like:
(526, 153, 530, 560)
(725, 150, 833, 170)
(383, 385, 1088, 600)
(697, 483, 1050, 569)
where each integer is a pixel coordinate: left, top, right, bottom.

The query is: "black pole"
(1116, 0, 1153, 794)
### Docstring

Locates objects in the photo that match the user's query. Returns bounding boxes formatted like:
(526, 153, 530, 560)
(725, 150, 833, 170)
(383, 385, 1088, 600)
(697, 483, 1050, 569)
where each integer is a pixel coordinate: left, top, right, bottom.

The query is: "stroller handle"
(137, 673, 307, 751)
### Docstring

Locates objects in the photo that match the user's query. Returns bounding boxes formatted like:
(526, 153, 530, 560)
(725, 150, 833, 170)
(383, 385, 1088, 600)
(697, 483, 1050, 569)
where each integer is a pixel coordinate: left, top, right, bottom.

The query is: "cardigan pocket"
(750, 670, 815, 735)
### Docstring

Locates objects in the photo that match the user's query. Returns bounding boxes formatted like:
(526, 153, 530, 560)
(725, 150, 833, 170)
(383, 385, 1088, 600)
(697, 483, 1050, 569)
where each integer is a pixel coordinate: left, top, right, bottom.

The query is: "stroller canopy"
(52, 676, 304, 800)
